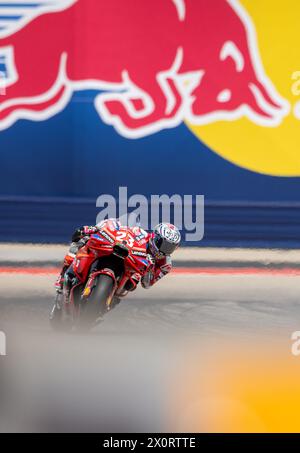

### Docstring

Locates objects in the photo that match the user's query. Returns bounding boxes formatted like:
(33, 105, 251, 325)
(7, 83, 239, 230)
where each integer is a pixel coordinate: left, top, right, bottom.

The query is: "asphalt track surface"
(1, 268, 300, 335)
(1, 269, 300, 432)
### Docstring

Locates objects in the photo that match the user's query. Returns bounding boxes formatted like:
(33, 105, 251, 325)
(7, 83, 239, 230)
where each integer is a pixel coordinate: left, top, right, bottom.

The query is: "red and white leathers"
(140, 244, 172, 289)
(55, 219, 172, 292)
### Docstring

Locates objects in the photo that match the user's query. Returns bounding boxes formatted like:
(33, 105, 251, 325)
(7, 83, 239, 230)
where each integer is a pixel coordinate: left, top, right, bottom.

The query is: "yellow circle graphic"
(187, 0, 300, 176)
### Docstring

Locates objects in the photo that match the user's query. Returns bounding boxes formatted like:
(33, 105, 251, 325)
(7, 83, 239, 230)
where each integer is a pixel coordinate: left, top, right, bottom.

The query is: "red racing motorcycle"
(50, 223, 152, 331)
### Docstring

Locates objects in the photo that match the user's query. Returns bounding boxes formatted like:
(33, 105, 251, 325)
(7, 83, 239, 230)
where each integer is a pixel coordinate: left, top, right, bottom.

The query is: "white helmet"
(149, 223, 181, 257)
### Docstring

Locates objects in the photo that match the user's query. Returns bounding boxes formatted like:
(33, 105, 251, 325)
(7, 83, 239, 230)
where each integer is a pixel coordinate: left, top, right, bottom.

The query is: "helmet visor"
(154, 236, 178, 255)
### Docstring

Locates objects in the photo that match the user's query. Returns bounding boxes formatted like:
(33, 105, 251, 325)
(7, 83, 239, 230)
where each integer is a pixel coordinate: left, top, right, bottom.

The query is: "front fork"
(80, 269, 138, 313)
(81, 268, 117, 312)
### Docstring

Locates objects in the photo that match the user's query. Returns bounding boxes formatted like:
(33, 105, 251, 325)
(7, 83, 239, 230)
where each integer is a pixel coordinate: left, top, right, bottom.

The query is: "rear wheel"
(50, 293, 72, 332)
(78, 274, 114, 330)
(50, 293, 63, 331)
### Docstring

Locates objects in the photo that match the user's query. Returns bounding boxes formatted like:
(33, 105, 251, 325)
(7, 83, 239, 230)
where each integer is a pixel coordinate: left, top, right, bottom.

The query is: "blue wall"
(1, 91, 300, 247)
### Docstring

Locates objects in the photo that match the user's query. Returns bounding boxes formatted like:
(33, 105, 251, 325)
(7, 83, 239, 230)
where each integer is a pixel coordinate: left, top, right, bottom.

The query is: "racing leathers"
(55, 219, 172, 294)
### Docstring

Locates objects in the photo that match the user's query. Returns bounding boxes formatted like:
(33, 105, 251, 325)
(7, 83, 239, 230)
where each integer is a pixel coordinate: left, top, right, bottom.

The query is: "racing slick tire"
(78, 274, 114, 331)
(50, 293, 72, 332)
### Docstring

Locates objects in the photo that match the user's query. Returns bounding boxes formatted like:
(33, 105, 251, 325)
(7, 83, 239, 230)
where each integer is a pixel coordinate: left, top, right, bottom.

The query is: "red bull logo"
(0, 0, 289, 139)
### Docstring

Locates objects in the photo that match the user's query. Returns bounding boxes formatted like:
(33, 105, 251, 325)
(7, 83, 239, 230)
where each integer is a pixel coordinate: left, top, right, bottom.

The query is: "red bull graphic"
(0, 0, 290, 138)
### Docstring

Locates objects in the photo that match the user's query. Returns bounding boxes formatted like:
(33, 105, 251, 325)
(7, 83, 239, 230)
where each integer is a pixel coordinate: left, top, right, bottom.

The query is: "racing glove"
(71, 225, 99, 242)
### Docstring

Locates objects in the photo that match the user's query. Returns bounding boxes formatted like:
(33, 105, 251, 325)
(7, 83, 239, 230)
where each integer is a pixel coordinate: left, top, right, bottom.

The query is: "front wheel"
(78, 274, 115, 330)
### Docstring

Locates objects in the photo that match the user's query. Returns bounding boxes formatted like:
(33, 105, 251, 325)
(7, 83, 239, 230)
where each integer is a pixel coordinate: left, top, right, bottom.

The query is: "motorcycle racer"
(55, 219, 181, 299)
